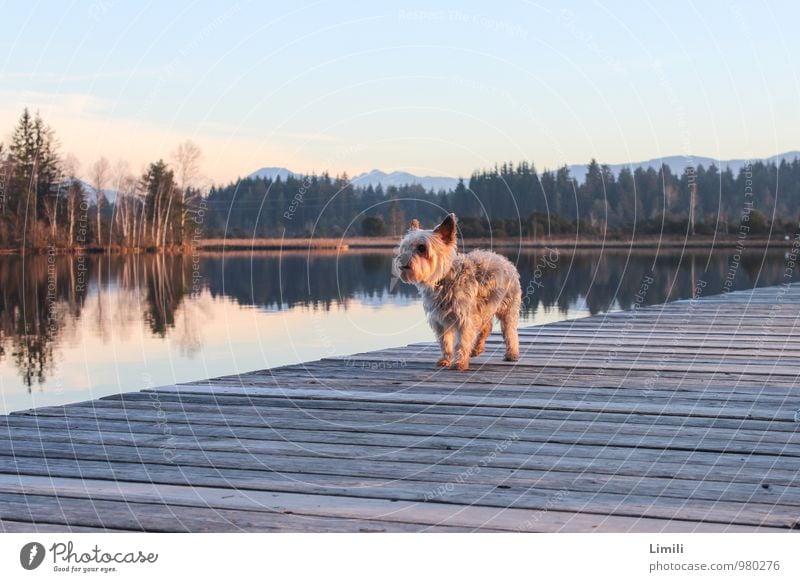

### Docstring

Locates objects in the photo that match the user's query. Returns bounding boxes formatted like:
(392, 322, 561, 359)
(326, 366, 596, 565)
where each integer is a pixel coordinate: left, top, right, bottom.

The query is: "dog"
(393, 213, 521, 370)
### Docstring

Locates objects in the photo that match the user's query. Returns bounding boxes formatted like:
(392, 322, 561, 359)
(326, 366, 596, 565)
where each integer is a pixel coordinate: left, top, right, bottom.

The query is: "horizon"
(11, 98, 800, 189)
(248, 149, 800, 181)
(2, 1, 799, 186)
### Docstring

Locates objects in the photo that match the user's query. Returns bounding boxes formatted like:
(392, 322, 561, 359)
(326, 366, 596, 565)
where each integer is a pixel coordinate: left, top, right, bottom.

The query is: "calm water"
(0, 247, 794, 414)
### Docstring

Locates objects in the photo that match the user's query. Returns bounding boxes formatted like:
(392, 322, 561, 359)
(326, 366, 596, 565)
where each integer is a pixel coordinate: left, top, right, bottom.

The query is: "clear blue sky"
(1, 0, 798, 184)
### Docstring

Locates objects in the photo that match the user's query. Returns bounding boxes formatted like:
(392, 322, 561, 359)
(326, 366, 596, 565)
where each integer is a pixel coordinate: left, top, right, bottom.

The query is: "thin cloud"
(0, 68, 162, 83)
(0, 89, 296, 184)
(196, 120, 341, 143)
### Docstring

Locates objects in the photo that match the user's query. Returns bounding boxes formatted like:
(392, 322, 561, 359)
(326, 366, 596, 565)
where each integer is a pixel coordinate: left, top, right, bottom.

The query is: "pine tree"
(141, 160, 179, 247)
(8, 108, 61, 245)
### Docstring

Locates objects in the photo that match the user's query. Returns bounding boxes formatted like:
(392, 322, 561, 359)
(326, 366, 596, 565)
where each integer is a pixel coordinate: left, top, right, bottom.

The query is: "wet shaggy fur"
(393, 214, 521, 371)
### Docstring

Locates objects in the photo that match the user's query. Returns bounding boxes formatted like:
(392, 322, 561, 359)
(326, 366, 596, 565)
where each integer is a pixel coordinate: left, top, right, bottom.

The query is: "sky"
(1, 0, 798, 185)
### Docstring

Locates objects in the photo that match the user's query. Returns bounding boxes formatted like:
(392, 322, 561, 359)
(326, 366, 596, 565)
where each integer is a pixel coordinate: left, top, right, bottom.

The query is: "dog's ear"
(433, 213, 457, 245)
(409, 218, 421, 231)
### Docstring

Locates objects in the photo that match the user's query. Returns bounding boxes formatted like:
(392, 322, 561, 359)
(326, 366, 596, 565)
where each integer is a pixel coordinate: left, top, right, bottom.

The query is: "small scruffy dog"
(393, 213, 521, 370)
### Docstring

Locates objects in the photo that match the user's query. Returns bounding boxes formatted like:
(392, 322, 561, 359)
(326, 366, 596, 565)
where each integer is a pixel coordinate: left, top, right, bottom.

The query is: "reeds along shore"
(2, 233, 797, 255)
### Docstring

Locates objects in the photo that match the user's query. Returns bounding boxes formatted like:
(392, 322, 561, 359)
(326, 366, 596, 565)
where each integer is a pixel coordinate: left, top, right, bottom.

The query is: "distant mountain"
(350, 169, 458, 192)
(59, 178, 117, 204)
(566, 151, 800, 181)
(246, 166, 459, 192)
(247, 167, 295, 182)
(78, 180, 117, 203)
(245, 152, 800, 192)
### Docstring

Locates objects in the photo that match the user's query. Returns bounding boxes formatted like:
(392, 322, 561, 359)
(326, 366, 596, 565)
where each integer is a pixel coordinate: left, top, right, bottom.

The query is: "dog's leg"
(434, 322, 455, 367)
(498, 303, 520, 362)
(471, 319, 492, 357)
(454, 323, 477, 371)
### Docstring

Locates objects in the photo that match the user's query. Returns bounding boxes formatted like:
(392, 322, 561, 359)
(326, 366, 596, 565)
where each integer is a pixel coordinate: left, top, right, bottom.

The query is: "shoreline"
(197, 235, 793, 251)
(0, 234, 795, 255)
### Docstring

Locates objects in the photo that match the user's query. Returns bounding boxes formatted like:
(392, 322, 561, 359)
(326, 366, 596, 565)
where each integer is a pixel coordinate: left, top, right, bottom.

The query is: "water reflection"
(0, 248, 794, 412)
(0, 255, 87, 387)
(202, 250, 780, 313)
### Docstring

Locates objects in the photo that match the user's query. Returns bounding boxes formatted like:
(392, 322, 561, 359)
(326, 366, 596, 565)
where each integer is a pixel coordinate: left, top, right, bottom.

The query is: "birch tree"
(89, 156, 110, 246)
(171, 140, 202, 243)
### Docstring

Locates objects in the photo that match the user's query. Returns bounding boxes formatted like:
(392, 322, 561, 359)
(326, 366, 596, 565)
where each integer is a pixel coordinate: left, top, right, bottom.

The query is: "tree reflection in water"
(0, 249, 793, 392)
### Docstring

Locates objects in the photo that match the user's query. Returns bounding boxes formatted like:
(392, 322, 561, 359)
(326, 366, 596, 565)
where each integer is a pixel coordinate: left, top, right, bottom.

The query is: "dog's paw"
(470, 345, 485, 357)
(453, 359, 470, 371)
(435, 358, 451, 368)
(504, 351, 519, 362)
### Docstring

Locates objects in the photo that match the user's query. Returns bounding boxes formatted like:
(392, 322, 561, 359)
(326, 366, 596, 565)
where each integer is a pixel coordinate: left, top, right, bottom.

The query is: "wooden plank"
(0, 520, 134, 533)
(47, 383, 800, 413)
(328, 364, 799, 390)
(334, 352, 800, 377)
(17, 409, 800, 458)
(0, 492, 468, 532)
(19, 402, 800, 450)
(51, 391, 800, 423)
(224, 368, 800, 395)
(34, 399, 800, 445)
(516, 329, 800, 341)
(3, 425, 797, 487)
(142, 385, 798, 422)
(0, 474, 784, 533)
(13, 398, 800, 436)
(100, 392, 800, 428)
(215, 364, 800, 391)
(1, 433, 798, 509)
(0, 456, 794, 528)
(1, 431, 797, 501)
(4, 416, 797, 480)
(355, 347, 800, 368)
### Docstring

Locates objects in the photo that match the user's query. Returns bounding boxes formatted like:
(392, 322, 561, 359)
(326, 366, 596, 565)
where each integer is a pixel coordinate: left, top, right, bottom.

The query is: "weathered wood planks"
(0, 283, 799, 532)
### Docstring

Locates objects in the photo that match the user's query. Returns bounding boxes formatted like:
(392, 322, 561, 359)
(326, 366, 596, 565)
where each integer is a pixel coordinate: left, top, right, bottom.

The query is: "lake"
(0, 246, 793, 414)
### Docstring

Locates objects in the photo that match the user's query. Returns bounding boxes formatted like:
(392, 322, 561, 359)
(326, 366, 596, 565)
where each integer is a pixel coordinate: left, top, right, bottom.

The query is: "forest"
(0, 109, 203, 250)
(2, 108, 799, 249)
(204, 159, 797, 239)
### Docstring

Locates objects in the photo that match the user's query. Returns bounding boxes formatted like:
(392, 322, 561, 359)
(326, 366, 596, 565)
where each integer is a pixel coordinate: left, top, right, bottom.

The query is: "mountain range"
(247, 167, 460, 192)
(248, 151, 800, 191)
(566, 152, 800, 181)
(74, 180, 117, 203)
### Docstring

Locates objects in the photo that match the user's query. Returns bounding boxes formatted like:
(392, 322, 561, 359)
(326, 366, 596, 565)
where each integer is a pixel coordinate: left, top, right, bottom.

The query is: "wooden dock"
(1, 284, 799, 532)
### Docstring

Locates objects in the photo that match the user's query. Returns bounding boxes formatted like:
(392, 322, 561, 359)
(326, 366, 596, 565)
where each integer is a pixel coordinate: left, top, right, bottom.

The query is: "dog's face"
(393, 214, 457, 285)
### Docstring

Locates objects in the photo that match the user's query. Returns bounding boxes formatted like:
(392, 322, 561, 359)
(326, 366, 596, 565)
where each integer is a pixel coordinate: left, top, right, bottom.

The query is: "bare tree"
(61, 154, 80, 245)
(126, 175, 144, 246)
(133, 166, 147, 248)
(89, 156, 110, 246)
(44, 154, 78, 240)
(0, 143, 7, 220)
(108, 161, 149, 249)
(171, 140, 203, 243)
(111, 160, 141, 246)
